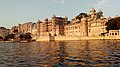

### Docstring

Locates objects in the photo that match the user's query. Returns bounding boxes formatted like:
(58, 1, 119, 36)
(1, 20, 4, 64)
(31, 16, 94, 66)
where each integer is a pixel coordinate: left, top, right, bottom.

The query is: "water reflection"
(0, 40, 120, 67)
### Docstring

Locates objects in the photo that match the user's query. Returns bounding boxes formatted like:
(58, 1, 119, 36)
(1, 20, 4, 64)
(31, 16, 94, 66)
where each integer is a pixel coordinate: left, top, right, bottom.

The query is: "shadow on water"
(0, 40, 120, 67)
(53, 40, 120, 67)
(53, 41, 103, 67)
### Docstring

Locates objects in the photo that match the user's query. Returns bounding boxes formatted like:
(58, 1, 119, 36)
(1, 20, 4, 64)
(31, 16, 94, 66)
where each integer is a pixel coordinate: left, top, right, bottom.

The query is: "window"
(110, 33, 111, 35)
(68, 28, 69, 30)
(115, 33, 117, 35)
(89, 29, 91, 32)
(112, 33, 114, 35)
(75, 27, 77, 29)
(72, 28, 74, 30)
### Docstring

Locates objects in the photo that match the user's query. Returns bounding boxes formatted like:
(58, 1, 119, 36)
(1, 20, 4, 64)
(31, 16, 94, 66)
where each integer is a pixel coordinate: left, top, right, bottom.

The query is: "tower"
(52, 14, 56, 36)
(81, 15, 88, 36)
(98, 9, 104, 19)
(90, 7, 96, 18)
(65, 16, 68, 21)
(36, 19, 41, 36)
(45, 18, 48, 32)
(18, 24, 21, 33)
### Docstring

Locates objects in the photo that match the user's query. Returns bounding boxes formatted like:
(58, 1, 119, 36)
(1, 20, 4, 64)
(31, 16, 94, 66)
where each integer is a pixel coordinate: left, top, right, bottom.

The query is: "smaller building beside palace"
(0, 27, 9, 39)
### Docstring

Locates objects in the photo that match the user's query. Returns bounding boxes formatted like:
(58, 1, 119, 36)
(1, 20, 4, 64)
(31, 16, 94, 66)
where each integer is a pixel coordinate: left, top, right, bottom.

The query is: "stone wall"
(36, 36, 120, 41)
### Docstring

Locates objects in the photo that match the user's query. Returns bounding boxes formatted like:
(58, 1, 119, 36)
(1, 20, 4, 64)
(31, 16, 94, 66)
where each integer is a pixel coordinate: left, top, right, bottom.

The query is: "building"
(64, 8, 108, 36)
(108, 30, 120, 36)
(18, 22, 33, 34)
(0, 27, 9, 39)
(50, 15, 69, 36)
(15, 8, 108, 37)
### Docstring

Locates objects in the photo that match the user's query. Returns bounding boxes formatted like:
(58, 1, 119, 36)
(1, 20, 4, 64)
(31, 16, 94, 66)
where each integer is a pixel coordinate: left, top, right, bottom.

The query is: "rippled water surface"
(0, 40, 120, 67)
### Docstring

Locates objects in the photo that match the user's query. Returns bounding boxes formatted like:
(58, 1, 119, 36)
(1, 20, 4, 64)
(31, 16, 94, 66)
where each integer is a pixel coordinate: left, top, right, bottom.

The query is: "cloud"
(61, 0, 65, 4)
(95, 0, 109, 8)
(52, 0, 56, 2)
(52, 0, 65, 4)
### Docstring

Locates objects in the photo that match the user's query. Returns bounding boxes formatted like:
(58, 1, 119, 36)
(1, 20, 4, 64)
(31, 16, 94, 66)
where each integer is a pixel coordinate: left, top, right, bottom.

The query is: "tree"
(8, 34, 15, 39)
(25, 33, 32, 41)
(0, 36, 3, 41)
(19, 33, 32, 41)
(0, 36, 3, 40)
(3, 34, 16, 41)
(76, 13, 88, 20)
(13, 29, 18, 33)
(105, 17, 120, 31)
(19, 34, 25, 41)
(3, 36, 9, 41)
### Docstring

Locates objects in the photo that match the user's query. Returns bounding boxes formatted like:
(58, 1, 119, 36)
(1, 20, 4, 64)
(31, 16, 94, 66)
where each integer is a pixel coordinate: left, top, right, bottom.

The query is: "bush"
(19, 34, 25, 41)
(0, 36, 3, 39)
(105, 17, 120, 31)
(19, 33, 32, 41)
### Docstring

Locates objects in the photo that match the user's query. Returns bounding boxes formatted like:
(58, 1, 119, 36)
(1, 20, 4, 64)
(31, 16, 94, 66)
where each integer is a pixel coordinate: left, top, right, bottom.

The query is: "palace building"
(14, 8, 108, 37)
(64, 8, 108, 36)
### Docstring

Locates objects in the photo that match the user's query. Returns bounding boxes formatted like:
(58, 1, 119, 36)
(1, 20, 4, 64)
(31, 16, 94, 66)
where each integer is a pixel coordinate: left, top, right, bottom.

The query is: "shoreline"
(0, 36, 120, 43)
(36, 36, 120, 41)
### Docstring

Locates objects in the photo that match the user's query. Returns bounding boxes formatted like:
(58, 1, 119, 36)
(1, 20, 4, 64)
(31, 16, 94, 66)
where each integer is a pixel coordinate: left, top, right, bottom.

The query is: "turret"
(81, 15, 88, 36)
(36, 19, 41, 36)
(44, 18, 48, 32)
(90, 7, 96, 18)
(65, 16, 68, 21)
(18, 24, 21, 33)
(45, 18, 48, 22)
(98, 9, 103, 15)
(52, 14, 56, 19)
(37, 19, 41, 23)
(98, 9, 104, 19)
(52, 14, 56, 36)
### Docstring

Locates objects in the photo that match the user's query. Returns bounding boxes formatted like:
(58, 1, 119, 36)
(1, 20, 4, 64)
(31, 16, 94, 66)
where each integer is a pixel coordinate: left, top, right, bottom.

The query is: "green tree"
(105, 17, 120, 31)
(3, 36, 9, 41)
(13, 29, 18, 33)
(19, 33, 32, 41)
(25, 33, 32, 41)
(19, 34, 25, 41)
(8, 34, 15, 39)
(76, 13, 88, 20)
(0, 36, 3, 39)
(0, 36, 3, 41)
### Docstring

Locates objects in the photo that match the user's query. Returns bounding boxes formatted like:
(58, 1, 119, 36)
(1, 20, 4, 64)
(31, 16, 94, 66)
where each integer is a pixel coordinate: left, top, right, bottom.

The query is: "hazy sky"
(0, 0, 120, 28)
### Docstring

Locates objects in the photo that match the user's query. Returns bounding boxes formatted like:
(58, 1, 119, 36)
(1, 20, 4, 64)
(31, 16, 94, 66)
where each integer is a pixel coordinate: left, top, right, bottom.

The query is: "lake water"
(0, 40, 120, 67)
